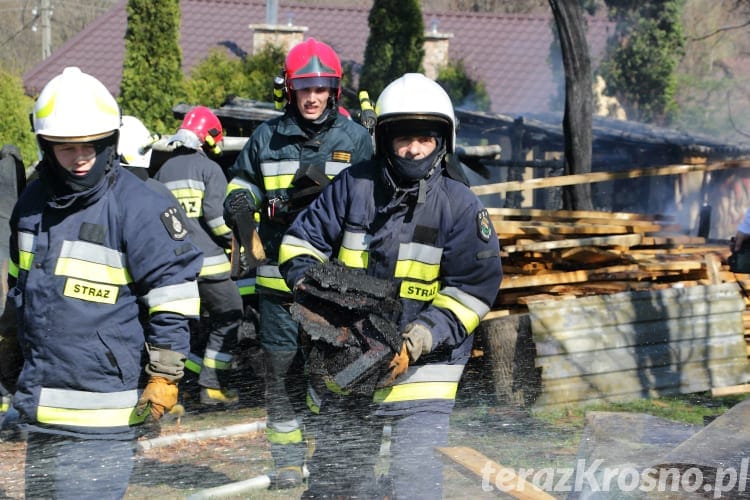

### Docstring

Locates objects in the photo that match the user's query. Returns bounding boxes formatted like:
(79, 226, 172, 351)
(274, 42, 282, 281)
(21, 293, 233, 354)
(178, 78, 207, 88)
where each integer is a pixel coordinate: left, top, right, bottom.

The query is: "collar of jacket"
(39, 160, 120, 210)
(277, 107, 341, 140)
(379, 157, 445, 210)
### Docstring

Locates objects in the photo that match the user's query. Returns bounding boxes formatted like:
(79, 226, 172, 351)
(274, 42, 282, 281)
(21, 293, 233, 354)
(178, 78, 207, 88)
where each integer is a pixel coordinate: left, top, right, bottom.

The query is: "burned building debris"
(290, 261, 402, 396)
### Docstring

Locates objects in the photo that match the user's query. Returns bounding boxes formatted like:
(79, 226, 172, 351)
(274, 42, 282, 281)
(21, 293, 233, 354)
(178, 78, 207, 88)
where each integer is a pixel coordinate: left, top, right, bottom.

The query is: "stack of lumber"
(488, 207, 734, 317)
(478, 207, 750, 407)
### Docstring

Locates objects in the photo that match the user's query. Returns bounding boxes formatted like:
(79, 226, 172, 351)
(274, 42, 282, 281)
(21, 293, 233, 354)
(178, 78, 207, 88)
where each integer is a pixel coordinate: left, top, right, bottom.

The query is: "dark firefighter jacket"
(5, 163, 202, 439)
(227, 109, 373, 295)
(155, 148, 233, 281)
(278, 159, 502, 414)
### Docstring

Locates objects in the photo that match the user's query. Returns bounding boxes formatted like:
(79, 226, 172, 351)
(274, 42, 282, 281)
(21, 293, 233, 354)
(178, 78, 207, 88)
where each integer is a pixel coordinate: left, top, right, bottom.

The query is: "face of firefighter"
(391, 135, 438, 160)
(51, 143, 97, 175)
(295, 86, 332, 121)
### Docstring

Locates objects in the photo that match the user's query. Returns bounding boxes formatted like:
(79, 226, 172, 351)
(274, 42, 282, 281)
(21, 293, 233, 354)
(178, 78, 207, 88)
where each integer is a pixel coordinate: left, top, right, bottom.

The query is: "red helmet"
(180, 105, 223, 146)
(284, 38, 342, 101)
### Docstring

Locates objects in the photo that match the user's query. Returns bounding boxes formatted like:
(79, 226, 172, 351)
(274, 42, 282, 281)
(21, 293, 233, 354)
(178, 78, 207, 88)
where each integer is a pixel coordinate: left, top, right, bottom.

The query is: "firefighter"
(0, 66, 202, 498)
(278, 73, 503, 498)
(154, 106, 244, 406)
(223, 37, 373, 487)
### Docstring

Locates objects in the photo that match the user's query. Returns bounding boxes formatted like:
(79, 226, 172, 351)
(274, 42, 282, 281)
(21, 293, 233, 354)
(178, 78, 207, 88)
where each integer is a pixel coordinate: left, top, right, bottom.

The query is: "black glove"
(223, 189, 257, 229)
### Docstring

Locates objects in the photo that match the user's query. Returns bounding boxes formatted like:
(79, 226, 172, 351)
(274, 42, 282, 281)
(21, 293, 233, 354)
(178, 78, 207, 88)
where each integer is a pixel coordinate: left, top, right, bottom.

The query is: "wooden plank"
(705, 253, 723, 285)
(528, 283, 744, 335)
(534, 359, 750, 407)
(471, 159, 750, 196)
(535, 335, 748, 379)
(435, 446, 555, 500)
(639, 234, 707, 246)
(493, 220, 639, 236)
(503, 233, 643, 253)
(711, 383, 750, 396)
(485, 207, 671, 222)
(533, 312, 744, 356)
(500, 265, 642, 290)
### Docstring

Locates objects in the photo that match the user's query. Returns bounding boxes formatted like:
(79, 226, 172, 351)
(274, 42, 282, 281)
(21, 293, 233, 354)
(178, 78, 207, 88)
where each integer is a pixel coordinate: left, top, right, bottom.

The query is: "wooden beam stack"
(490, 207, 732, 316)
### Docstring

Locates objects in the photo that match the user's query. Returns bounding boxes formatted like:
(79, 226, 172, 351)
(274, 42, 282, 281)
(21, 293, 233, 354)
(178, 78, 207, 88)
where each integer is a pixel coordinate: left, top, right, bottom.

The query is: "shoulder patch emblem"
(161, 206, 188, 240)
(332, 150, 352, 163)
(477, 209, 492, 242)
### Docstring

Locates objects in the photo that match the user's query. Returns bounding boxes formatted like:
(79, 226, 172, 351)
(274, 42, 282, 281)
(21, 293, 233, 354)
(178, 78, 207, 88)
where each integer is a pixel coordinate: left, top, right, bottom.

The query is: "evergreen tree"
(600, 0, 685, 125)
(119, 0, 185, 134)
(184, 45, 286, 109)
(0, 69, 37, 166)
(436, 60, 491, 111)
(360, 0, 424, 99)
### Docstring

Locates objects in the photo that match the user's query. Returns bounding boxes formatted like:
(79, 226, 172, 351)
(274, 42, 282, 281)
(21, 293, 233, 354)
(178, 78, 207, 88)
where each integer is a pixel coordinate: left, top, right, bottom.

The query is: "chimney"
(250, 1, 307, 55)
(422, 19, 453, 80)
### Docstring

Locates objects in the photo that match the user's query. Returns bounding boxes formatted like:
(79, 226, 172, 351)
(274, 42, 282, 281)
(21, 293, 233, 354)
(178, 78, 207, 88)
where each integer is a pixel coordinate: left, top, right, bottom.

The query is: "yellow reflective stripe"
(1, 395, 9, 413)
(36, 387, 146, 427)
(395, 260, 440, 281)
(55, 240, 132, 285)
(260, 161, 298, 191)
(257, 264, 291, 292)
(236, 277, 256, 296)
(394, 243, 442, 281)
(206, 216, 231, 237)
(278, 235, 328, 265)
(203, 349, 233, 370)
(55, 257, 132, 285)
(18, 252, 33, 271)
(266, 426, 304, 444)
(199, 254, 231, 277)
(18, 232, 35, 270)
(306, 392, 320, 414)
(324, 377, 350, 395)
(256, 276, 290, 292)
(145, 281, 200, 316)
(263, 174, 294, 191)
(170, 187, 205, 200)
(336, 230, 369, 268)
(150, 297, 201, 316)
(37, 406, 146, 427)
(185, 353, 203, 374)
(9, 259, 19, 278)
(435, 286, 490, 334)
(373, 381, 458, 403)
(337, 247, 368, 269)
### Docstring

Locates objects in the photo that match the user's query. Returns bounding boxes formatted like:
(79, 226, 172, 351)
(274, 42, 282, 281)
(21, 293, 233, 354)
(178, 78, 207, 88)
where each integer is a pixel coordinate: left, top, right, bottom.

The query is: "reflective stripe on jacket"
(279, 159, 502, 407)
(226, 110, 373, 294)
(8, 165, 202, 437)
(155, 149, 232, 280)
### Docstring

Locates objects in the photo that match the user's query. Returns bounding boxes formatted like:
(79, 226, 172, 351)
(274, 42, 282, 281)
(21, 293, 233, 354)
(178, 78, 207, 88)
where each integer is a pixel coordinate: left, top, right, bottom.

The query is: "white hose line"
(186, 466, 310, 499)
(186, 474, 271, 499)
(137, 420, 266, 452)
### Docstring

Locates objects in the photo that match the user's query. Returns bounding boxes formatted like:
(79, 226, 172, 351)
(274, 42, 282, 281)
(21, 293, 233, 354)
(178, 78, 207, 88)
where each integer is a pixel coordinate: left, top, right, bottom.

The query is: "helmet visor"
(288, 76, 340, 91)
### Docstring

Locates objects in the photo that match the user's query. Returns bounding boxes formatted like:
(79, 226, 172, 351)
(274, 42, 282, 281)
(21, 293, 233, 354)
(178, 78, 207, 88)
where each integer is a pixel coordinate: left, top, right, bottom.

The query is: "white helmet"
(374, 73, 456, 154)
(33, 66, 120, 143)
(119, 115, 155, 169)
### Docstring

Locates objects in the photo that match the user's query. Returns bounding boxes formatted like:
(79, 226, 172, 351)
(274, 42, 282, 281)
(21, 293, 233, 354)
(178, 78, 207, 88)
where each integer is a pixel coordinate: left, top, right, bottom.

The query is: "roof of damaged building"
(23, 0, 614, 116)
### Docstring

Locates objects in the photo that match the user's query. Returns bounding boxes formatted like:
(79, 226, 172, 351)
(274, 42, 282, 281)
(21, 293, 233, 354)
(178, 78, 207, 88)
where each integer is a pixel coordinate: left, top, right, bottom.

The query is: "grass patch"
(532, 392, 749, 428)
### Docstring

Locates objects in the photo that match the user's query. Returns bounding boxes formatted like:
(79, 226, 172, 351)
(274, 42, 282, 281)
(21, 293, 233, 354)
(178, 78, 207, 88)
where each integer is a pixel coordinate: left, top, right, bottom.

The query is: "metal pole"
(40, 0, 52, 59)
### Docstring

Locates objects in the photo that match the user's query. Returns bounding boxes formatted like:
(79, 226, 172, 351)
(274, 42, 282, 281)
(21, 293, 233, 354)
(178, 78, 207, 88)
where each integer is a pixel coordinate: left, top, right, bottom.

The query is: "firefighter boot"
(268, 465, 304, 490)
(200, 387, 240, 406)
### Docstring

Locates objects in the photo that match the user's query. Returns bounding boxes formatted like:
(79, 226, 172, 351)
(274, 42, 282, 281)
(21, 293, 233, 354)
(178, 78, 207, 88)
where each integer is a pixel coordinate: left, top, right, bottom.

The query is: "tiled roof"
(23, 0, 614, 115)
